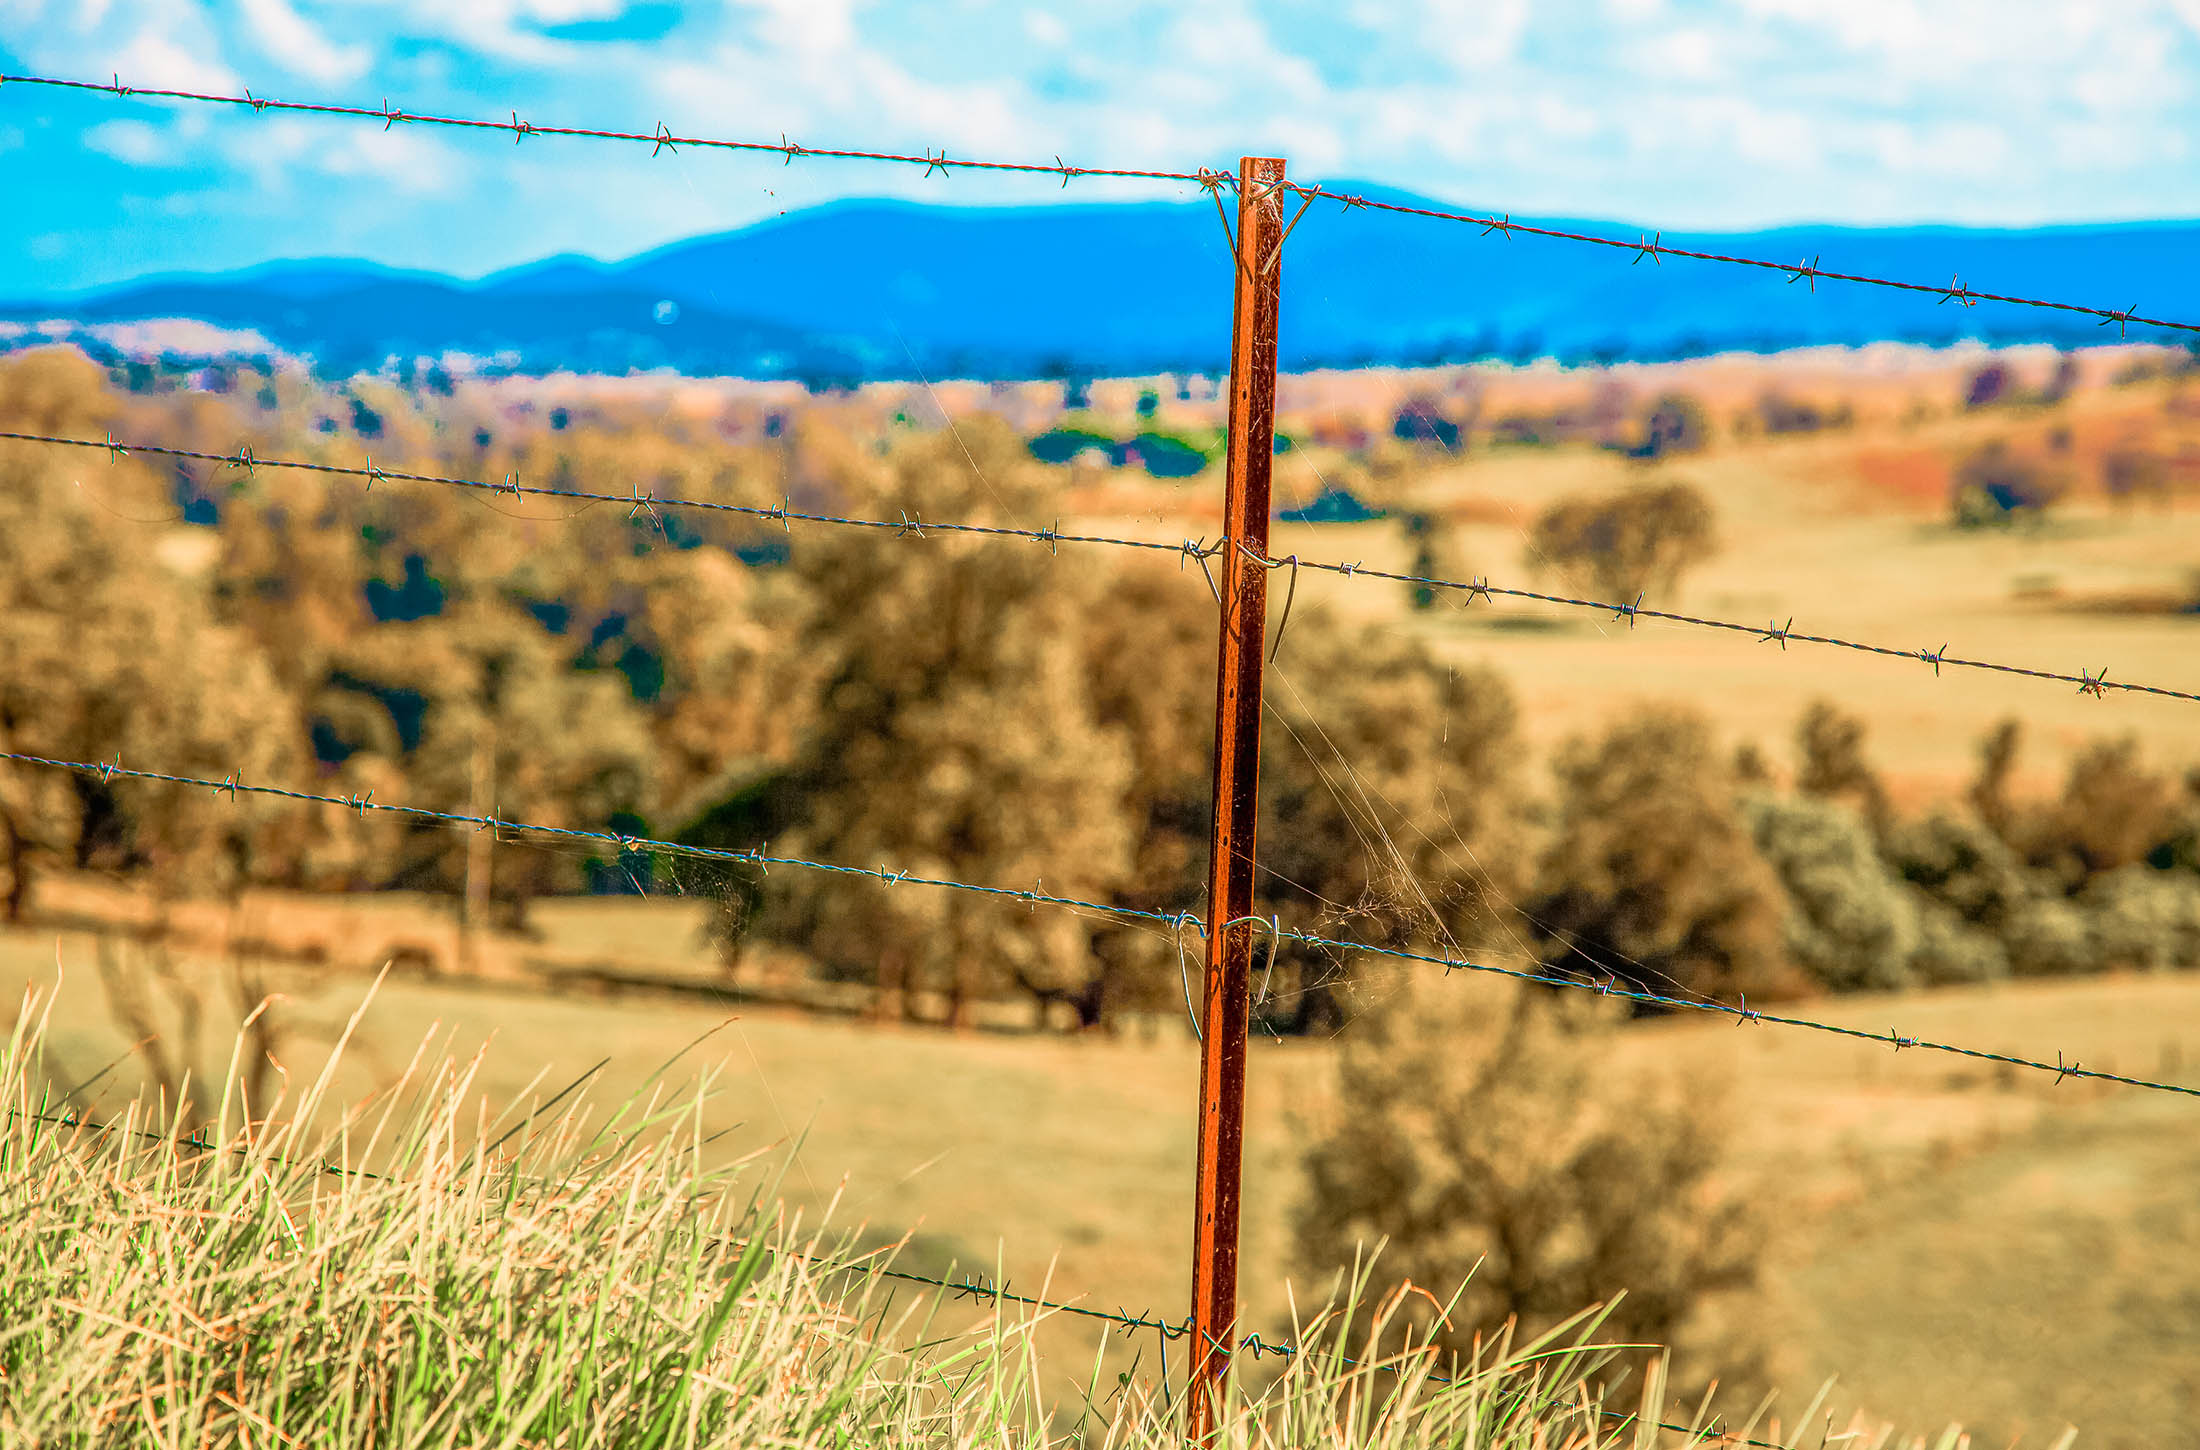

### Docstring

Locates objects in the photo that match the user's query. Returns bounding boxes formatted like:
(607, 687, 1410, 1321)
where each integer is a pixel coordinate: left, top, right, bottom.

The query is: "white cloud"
(81, 117, 176, 164)
(237, 0, 371, 85)
(108, 23, 241, 92)
(226, 115, 463, 197)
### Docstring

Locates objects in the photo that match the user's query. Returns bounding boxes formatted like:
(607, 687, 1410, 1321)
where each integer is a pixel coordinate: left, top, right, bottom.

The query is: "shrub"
(1292, 975, 1771, 1397)
(1883, 811, 2042, 937)
(2084, 867, 2200, 972)
(1526, 481, 1718, 604)
(1744, 793, 1919, 993)
(1907, 899, 2010, 986)
(2004, 894, 2099, 978)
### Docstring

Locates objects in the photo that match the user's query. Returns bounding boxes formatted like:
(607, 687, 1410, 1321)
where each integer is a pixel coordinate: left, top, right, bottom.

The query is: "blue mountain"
(5, 184, 2193, 379)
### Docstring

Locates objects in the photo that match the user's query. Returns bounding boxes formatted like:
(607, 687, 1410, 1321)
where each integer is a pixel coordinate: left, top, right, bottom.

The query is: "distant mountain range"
(6, 185, 2195, 379)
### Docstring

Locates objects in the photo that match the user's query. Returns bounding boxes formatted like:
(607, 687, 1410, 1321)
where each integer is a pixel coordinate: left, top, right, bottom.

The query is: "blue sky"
(5, 1, 2200, 294)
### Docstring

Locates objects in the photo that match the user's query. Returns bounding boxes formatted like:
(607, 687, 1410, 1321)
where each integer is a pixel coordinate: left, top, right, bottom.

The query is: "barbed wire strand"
(5, 1098, 1780, 1446)
(3, 70, 2195, 340)
(4, 748, 2193, 1101)
(8, 426, 2195, 709)
(0, 71, 1203, 187)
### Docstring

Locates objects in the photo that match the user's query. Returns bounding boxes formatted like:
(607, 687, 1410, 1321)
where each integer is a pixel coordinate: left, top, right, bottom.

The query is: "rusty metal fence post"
(1187, 154, 1286, 1443)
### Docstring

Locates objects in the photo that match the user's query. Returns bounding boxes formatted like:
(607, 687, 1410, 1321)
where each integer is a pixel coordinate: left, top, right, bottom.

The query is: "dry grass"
(7, 917, 2194, 1446)
(3, 966, 1930, 1450)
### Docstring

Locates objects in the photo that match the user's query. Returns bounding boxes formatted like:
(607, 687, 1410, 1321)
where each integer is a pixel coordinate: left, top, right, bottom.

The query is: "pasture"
(10, 894, 2199, 1447)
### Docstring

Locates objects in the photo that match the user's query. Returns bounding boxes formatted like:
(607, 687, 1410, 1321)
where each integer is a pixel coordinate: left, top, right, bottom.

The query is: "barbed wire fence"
(6, 64, 2200, 1446)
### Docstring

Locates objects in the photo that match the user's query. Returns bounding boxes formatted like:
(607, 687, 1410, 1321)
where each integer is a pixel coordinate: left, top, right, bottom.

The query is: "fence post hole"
(1187, 153, 1286, 1443)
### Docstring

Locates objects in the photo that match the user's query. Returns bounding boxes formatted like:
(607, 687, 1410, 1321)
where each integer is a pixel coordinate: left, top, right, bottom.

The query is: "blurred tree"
(1793, 699, 1891, 836)
(1526, 482, 1717, 604)
(2025, 737, 2180, 891)
(1254, 614, 1532, 1034)
(1967, 718, 2024, 843)
(1949, 439, 2065, 528)
(1293, 974, 1771, 1396)
(1631, 392, 1711, 458)
(0, 350, 308, 916)
(2101, 442, 2171, 510)
(746, 421, 1134, 1029)
(321, 606, 655, 919)
(1963, 362, 2014, 410)
(1528, 710, 1800, 1008)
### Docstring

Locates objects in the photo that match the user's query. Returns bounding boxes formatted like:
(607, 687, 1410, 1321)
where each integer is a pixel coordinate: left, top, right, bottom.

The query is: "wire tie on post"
(1256, 914, 1282, 1004)
(1261, 187, 1319, 275)
(1172, 912, 1203, 1045)
(1207, 179, 1247, 283)
(1263, 552, 1300, 663)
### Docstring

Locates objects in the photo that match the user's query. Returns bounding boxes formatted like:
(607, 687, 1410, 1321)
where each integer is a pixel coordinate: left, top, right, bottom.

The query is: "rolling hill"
(7, 185, 2196, 379)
